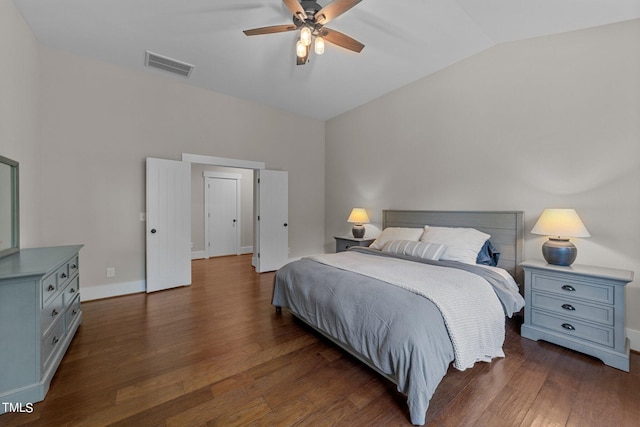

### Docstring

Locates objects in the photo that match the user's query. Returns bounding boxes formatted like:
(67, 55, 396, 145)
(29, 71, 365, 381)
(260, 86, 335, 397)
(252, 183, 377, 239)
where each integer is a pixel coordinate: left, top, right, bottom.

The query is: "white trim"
(191, 250, 206, 260)
(240, 246, 253, 255)
(203, 171, 242, 180)
(81, 280, 146, 301)
(204, 175, 242, 257)
(182, 153, 265, 170)
(626, 327, 640, 352)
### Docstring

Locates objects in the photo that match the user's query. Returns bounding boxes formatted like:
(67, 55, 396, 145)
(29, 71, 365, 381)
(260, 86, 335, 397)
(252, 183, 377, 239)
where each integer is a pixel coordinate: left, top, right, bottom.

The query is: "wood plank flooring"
(2, 254, 639, 426)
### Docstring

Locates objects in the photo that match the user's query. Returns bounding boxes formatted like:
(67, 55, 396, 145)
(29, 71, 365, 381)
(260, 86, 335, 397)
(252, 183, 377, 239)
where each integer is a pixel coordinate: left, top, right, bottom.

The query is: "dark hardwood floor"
(2, 254, 639, 426)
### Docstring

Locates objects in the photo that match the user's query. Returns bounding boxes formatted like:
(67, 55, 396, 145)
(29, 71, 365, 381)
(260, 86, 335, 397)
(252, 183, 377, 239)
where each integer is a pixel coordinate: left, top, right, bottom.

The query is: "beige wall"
(326, 20, 640, 346)
(0, 0, 41, 247)
(37, 46, 325, 298)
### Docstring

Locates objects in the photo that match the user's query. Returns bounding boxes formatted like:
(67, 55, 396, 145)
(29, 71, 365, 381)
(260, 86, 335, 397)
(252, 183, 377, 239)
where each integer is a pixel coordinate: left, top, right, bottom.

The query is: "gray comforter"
(272, 247, 524, 425)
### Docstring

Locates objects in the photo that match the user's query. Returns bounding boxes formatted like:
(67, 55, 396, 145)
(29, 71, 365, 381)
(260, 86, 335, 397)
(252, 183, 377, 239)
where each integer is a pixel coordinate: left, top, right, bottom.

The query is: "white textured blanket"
(307, 251, 506, 370)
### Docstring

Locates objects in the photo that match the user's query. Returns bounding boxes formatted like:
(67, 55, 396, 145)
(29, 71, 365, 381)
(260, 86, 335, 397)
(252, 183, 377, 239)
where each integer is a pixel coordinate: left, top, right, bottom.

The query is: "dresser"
(0, 245, 83, 412)
(521, 260, 633, 371)
(334, 236, 376, 253)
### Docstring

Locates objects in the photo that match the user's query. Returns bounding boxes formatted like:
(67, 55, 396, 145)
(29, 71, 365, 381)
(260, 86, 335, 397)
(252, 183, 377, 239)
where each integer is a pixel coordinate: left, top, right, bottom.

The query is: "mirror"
(0, 155, 19, 258)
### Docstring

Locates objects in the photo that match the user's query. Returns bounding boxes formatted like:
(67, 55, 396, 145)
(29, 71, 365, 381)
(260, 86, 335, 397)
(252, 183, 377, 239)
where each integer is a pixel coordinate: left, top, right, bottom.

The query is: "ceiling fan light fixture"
(296, 39, 307, 58)
(314, 36, 325, 55)
(300, 26, 312, 47)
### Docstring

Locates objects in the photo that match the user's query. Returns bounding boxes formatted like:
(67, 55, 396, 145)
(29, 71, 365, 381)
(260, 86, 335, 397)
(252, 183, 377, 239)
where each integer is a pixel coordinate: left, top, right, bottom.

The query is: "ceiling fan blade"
(315, 0, 362, 25)
(283, 0, 308, 21)
(243, 24, 297, 36)
(321, 28, 364, 53)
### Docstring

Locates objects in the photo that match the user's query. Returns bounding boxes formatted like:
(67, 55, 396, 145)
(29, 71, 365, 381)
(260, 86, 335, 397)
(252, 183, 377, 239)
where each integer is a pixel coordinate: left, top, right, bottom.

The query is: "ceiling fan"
(243, 0, 364, 65)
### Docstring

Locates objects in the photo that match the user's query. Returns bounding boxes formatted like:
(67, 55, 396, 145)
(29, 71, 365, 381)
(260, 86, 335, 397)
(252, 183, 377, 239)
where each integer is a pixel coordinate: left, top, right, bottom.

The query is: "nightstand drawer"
(531, 309, 614, 347)
(531, 274, 613, 304)
(531, 292, 614, 326)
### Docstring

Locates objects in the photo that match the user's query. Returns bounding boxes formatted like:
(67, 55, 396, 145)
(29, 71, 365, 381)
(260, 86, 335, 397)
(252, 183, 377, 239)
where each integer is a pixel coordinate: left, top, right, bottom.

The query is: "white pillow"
(420, 226, 490, 264)
(369, 227, 424, 250)
(382, 240, 446, 261)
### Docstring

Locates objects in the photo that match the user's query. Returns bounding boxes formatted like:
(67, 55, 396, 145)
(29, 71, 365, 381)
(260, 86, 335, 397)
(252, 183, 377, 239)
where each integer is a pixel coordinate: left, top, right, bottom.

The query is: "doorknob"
(150, 228, 157, 234)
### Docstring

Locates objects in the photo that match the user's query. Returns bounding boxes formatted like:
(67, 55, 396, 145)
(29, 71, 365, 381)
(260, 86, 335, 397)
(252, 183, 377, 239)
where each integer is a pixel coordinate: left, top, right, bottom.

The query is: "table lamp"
(531, 208, 590, 266)
(347, 208, 370, 238)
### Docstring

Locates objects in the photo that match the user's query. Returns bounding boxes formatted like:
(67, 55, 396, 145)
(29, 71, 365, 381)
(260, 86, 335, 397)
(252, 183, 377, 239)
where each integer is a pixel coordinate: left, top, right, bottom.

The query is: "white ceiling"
(13, 0, 640, 120)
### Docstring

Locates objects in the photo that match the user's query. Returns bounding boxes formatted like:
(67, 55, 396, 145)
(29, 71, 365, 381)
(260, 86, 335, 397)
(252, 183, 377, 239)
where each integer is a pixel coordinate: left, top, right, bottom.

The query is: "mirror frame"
(0, 155, 19, 259)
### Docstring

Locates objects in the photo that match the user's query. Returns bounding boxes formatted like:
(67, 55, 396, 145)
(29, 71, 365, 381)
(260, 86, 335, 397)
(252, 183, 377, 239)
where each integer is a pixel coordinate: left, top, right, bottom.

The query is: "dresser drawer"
(41, 318, 65, 371)
(63, 276, 80, 306)
(65, 294, 81, 333)
(56, 263, 71, 288)
(531, 309, 614, 347)
(531, 292, 614, 326)
(531, 273, 614, 304)
(42, 272, 58, 307)
(68, 255, 79, 278)
(41, 292, 65, 336)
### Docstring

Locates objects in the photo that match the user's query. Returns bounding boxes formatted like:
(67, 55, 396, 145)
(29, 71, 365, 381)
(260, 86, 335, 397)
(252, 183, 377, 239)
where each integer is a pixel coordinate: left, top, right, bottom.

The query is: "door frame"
(203, 171, 242, 258)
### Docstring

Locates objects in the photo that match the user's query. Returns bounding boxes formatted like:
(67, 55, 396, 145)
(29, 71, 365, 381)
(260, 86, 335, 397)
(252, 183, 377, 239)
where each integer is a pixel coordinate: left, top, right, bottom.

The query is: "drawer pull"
(60, 273, 67, 279)
(561, 323, 576, 331)
(561, 285, 576, 292)
(561, 304, 576, 311)
(72, 309, 78, 316)
(52, 336, 59, 345)
(52, 309, 59, 317)
(47, 284, 55, 292)
(69, 287, 76, 294)
(70, 264, 77, 269)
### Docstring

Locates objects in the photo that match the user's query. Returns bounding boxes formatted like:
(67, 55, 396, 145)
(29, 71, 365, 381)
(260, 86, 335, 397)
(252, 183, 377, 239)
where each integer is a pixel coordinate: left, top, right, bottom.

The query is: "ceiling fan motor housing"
(293, 1, 323, 27)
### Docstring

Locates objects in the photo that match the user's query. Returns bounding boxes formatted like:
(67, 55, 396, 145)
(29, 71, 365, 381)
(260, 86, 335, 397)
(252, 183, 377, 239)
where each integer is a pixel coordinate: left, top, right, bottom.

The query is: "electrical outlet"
(106, 267, 115, 278)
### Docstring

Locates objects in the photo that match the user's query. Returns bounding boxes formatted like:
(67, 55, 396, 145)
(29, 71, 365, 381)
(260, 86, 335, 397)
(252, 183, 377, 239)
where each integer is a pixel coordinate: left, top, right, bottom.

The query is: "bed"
(272, 210, 525, 425)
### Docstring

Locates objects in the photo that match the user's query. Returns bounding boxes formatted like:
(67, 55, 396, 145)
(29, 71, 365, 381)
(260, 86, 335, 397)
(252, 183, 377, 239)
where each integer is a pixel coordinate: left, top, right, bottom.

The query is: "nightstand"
(520, 260, 634, 371)
(334, 236, 376, 253)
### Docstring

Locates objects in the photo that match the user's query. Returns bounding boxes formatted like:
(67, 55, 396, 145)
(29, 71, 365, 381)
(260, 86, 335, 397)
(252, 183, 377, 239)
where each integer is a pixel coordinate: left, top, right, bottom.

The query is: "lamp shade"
(531, 209, 590, 238)
(347, 208, 370, 224)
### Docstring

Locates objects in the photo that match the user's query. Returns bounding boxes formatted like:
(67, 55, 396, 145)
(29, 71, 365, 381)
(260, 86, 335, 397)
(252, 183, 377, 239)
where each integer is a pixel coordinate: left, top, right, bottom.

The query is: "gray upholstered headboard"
(382, 210, 524, 285)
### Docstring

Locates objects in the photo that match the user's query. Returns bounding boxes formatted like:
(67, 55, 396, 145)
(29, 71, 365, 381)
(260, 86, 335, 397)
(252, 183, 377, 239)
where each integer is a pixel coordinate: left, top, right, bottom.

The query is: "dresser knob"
(561, 304, 576, 311)
(72, 309, 78, 316)
(60, 273, 67, 279)
(561, 323, 576, 331)
(52, 336, 59, 345)
(70, 264, 77, 269)
(52, 309, 58, 317)
(561, 285, 576, 292)
(69, 287, 76, 294)
(47, 285, 55, 292)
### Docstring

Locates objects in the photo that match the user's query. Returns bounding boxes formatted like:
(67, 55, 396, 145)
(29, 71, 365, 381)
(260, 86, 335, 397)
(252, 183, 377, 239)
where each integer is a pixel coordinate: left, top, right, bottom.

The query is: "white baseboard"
(626, 327, 640, 352)
(81, 280, 146, 301)
(191, 250, 206, 260)
(240, 246, 253, 255)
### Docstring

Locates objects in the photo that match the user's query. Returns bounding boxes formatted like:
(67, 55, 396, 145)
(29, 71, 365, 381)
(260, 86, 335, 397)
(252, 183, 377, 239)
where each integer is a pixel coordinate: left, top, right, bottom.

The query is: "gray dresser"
(0, 245, 83, 412)
(521, 260, 633, 371)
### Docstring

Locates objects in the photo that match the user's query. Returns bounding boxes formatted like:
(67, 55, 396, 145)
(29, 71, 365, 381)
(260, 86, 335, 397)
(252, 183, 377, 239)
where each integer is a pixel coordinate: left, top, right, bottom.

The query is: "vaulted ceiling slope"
(13, 0, 640, 120)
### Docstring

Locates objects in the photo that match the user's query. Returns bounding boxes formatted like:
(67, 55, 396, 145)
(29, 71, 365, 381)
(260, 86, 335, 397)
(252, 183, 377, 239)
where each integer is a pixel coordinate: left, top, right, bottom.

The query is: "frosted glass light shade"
(296, 40, 306, 58)
(531, 209, 590, 238)
(300, 26, 312, 47)
(314, 36, 325, 55)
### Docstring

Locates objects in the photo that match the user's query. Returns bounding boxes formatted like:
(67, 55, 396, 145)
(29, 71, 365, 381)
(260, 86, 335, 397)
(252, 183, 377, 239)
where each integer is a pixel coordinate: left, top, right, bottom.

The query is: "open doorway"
(190, 164, 254, 260)
(181, 153, 289, 273)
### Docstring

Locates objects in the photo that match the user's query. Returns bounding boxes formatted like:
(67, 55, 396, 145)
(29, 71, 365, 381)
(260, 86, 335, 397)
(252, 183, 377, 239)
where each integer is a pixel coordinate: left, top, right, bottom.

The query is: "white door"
(255, 170, 288, 272)
(206, 177, 239, 257)
(146, 158, 191, 292)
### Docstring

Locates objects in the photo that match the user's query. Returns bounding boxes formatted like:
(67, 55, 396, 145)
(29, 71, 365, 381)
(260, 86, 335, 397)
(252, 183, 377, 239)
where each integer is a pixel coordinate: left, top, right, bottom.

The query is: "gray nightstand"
(520, 260, 634, 371)
(334, 236, 376, 253)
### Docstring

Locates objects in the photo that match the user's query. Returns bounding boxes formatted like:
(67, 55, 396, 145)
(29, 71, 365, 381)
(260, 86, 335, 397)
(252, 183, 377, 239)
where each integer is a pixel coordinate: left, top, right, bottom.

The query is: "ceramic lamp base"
(542, 238, 577, 266)
(352, 224, 365, 238)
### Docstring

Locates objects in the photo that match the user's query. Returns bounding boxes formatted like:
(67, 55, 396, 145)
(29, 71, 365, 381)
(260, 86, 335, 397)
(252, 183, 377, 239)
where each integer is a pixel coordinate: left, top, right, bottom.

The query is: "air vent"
(145, 51, 194, 77)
